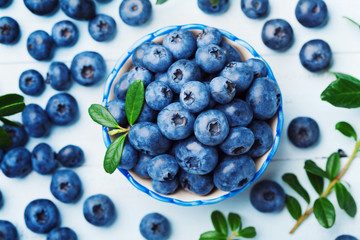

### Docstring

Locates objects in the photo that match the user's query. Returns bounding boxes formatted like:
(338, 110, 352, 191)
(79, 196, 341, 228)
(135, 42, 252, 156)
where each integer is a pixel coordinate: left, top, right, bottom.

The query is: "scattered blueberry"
(106, 99, 127, 126)
(0, 0, 12, 8)
(24, 0, 59, 16)
(46, 62, 72, 91)
(31, 143, 58, 175)
(119, 0, 152, 26)
(248, 120, 273, 157)
(139, 213, 171, 240)
(59, 0, 96, 21)
(134, 153, 152, 178)
(83, 194, 116, 226)
(88, 14, 117, 42)
(143, 45, 173, 73)
(335, 235, 358, 240)
(180, 81, 210, 113)
(0, 220, 18, 240)
(52, 20, 79, 47)
(136, 102, 157, 123)
(167, 59, 201, 94)
(132, 42, 156, 67)
(50, 169, 82, 203)
(118, 142, 138, 170)
(57, 145, 84, 168)
(47, 227, 78, 240)
(27, 30, 55, 61)
(22, 104, 51, 138)
(196, 27, 222, 48)
(299, 39, 332, 72)
(261, 19, 294, 51)
(220, 126, 255, 155)
(0, 16, 20, 44)
(152, 178, 179, 195)
(295, 0, 328, 28)
(19, 69, 45, 96)
(288, 116, 320, 148)
(220, 41, 242, 63)
(179, 170, 214, 195)
(147, 154, 179, 181)
(114, 73, 130, 100)
(196, 44, 226, 73)
(215, 98, 253, 127)
(241, 0, 269, 19)
(1, 147, 32, 178)
(127, 66, 154, 87)
(250, 180, 285, 212)
(245, 58, 267, 79)
(2, 124, 28, 150)
(45, 93, 79, 125)
(163, 29, 196, 60)
(145, 81, 173, 111)
(197, 0, 230, 14)
(220, 61, 253, 93)
(209, 76, 236, 104)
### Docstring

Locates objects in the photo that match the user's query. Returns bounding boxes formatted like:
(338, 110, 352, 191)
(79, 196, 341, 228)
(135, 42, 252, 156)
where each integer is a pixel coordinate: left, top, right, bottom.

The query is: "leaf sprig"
(343, 16, 360, 29)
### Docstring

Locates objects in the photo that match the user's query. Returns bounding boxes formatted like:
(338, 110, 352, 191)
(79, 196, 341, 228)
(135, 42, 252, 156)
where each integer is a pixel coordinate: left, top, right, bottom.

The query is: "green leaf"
(285, 195, 302, 220)
(282, 173, 310, 204)
(108, 128, 128, 136)
(211, 211, 228, 236)
(210, 0, 221, 7)
(103, 134, 126, 174)
(0, 117, 21, 127)
(313, 198, 336, 228)
(0, 126, 11, 148)
(321, 72, 360, 108)
(335, 121, 357, 141)
(335, 182, 357, 217)
(306, 171, 324, 195)
(326, 152, 340, 180)
(238, 227, 256, 238)
(228, 212, 241, 232)
(0, 94, 24, 108)
(156, 0, 168, 4)
(304, 160, 329, 179)
(0, 102, 25, 117)
(199, 231, 227, 240)
(125, 80, 145, 126)
(343, 16, 360, 29)
(88, 104, 120, 129)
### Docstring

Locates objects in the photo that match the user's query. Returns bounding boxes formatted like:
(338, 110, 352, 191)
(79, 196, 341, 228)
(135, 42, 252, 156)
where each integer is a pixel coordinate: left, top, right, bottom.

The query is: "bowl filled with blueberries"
(102, 24, 284, 206)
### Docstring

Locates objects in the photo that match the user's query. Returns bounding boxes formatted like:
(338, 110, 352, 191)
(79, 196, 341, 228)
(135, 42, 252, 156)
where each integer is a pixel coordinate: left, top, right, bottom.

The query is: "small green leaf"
(0, 126, 11, 148)
(0, 102, 25, 117)
(335, 121, 357, 141)
(211, 211, 228, 236)
(88, 104, 120, 129)
(306, 171, 324, 195)
(335, 182, 357, 217)
(343, 16, 360, 29)
(285, 195, 302, 220)
(199, 231, 227, 240)
(0, 117, 21, 127)
(103, 134, 126, 174)
(210, 0, 221, 7)
(228, 212, 241, 232)
(326, 152, 340, 180)
(238, 227, 256, 238)
(156, 0, 168, 4)
(125, 80, 145, 126)
(304, 160, 329, 179)
(313, 198, 336, 228)
(0, 94, 24, 108)
(282, 173, 310, 204)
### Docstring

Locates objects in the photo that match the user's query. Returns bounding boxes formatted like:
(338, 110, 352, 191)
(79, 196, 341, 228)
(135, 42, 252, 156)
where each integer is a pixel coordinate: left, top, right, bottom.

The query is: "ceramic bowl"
(102, 24, 284, 206)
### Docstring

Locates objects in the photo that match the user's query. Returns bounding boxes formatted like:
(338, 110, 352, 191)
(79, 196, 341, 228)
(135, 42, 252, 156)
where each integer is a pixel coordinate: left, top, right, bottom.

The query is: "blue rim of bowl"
(102, 23, 284, 206)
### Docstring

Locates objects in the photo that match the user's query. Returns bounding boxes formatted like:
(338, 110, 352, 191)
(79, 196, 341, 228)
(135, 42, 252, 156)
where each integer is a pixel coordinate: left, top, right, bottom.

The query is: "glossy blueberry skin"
(196, 27, 222, 48)
(245, 58, 267, 79)
(220, 127, 255, 155)
(129, 122, 170, 156)
(1, 147, 31, 178)
(213, 155, 256, 191)
(196, 44, 226, 74)
(152, 178, 179, 195)
(167, 59, 201, 94)
(335, 235, 358, 240)
(145, 81, 173, 111)
(248, 120, 273, 158)
(299, 39, 332, 72)
(24, 0, 58, 15)
(46, 93, 79, 126)
(220, 41, 242, 64)
(132, 42, 156, 67)
(88, 14, 117, 42)
(174, 137, 218, 175)
(70, 51, 106, 86)
(157, 102, 195, 140)
(143, 45, 173, 73)
(155, 72, 169, 85)
(83, 194, 116, 226)
(127, 66, 154, 87)
(52, 20, 78, 47)
(119, 0, 152, 26)
(0, 220, 18, 240)
(50, 169, 82, 203)
(194, 109, 229, 146)
(31, 143, 58, 175)
(295, 0, 328, 28)
(46, 62, 72, 91)
(197, 0, 229, 14)
(105, 99, 127, 126)
(262, 19, 294, 51)
(0, 17, 20, 44)
(220, 61, 253, 93)
(134, 153, 152, 178)
(180, 81, 209, 113)
(60, 0, 96, 21)
(47, 227, 77, 240)
(27, 30, 55, 61)
(57, 145, 84, 168)
(119, 142, 138, 170)
(19, 69, 45, 96)
(137, 102, 157, 123)
(216, 99, 253, 127)
(2, 124, 29, 150)
(179, 170, 213, 195)
(139, 213, 171, 240)
(0, 0, 12, 8)
(241, 0, 269, 19)
(163, 29, 196, 60)
(209, 76, 236, 104)
(147, 154, 179, 181)
(250, 180, 285, 212)
(22, 104, 51, 138)
(24, 199, 60, 234)
(246, 77, 281, 120)
(288, 117, 319, 148)
(114, 73, 130, 100)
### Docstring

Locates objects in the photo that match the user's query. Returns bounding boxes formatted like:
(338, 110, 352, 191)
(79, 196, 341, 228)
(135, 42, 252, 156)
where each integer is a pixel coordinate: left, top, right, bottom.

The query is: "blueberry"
(163, 29, 196, 60)
(24, 0, 58, 16)
(248, 120, 273, 158)
(179, 170, 213, 195)
(52, 20, 79, 47)
(299, 39, 332, 72)
(114, 73, 130, 100)
(288, 117, 319, 148)
(119, 0, 152, 26)
(246, 77, 281, 120)
(209, 76, 236, 104)
(180, 81, 210, 113)
(27, 30, 55, 61)
(31, 143, 58, 175)
(0, 149, 3, 163)
(132, 42, 156, 67)
(220, 41, 242, 64)
(83, 194, 116, 226)
(220, 127, 255, 155)
(0, 17, 20, 44)
(127, 66, 154, 87)
(2, 124, 29, 150)
(155, 72, 169, 85)
(157, 102, 195, 140)
(57, 145, 84, 167)
(19, 69, 45, 96)
(220, 61, 253, 93)
(128, 122, 170, 156)
(143, 45, 173, 73)
(134, 153, 152, 178)
(241, 0, 269, 19)
(195, 44, 226, 74)
(215, 99, 253, 127)
(46, 93, 79, 125)
(196, 27, 222, 48)
(119, 142, 138, 170)
(145, 81, 173, 111)
(47, 227, 77, 240)
(0, 0, 12, 8)
(213, 155, 256, 191)
(245, 58, 267, 79)
(106, 99, 127, 126)
(197, 0, 229, 14)
(24, 199, 60, 234)
(152, 178, 179, 195)
(139, 213, 171, 240)
(95, 0, 112, 2)
(250, 180, 285, 212)
(0, 190, 3, 209)
(88, 14, 117, 42)
(22, 104, 51, 138)
(147, 154, 178, 181)
(136, 102, 157, 123)
(194, 109, 229, 146)
(0, 220, 18, 240)
(46, 62, 72, 91)
(70, 51, 106, 86)
(50, 169, 82, 203)
(1, 147, 32, 178)
(335, 235, 358, 240)
(262, 19, 294, 51)
(167, 59, 201, 94)
(60, 0, 96, 21)
(295, 0, 328, 28)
